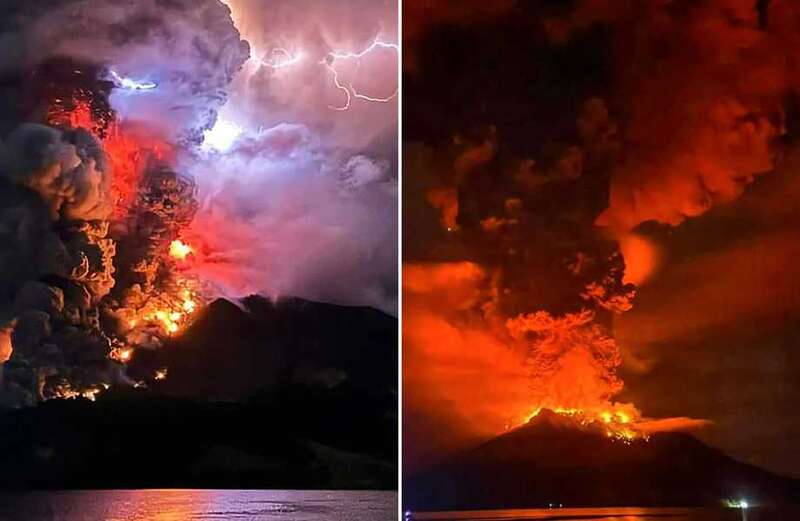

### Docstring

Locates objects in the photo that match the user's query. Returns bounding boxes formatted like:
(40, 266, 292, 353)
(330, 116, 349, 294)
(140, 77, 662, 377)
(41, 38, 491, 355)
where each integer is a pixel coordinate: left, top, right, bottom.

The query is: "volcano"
(0, 296, 397, 489)
(403, 410, 800, 511)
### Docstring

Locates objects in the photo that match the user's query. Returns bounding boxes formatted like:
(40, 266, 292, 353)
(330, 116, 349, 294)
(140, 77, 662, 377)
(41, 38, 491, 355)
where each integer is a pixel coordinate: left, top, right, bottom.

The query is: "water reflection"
(408, 506, 793, 521)
(0, 489, 396, 521)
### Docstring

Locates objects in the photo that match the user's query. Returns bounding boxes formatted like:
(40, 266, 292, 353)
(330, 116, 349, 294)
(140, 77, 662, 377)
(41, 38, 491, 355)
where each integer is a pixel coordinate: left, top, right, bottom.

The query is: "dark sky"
(403, 0, 800, 477)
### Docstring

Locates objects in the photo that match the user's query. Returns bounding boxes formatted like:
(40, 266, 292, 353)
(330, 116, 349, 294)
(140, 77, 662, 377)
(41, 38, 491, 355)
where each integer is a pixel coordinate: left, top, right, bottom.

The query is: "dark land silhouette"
(0, 296, 397, 489)
(405, 410, 800, 511)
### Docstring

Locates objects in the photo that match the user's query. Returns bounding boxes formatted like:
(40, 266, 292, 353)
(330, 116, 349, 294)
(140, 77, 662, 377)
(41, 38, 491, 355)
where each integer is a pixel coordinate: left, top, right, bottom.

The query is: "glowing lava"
(126, 282, 202, 336)
(169, 239, 194, 261)
(110, 347, 133, 364)
(50, 96, 204, 363)
(524, 406, 645, 443)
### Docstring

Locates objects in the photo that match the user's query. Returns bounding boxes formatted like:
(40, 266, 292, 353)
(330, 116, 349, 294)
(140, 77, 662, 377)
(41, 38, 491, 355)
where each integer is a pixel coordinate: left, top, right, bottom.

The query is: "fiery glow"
(169, 240, 194, 260)
(49, 95, 206, 348)
(154, 368, 168, 381)
(48, 99, 174, 218)
(47, 98, 98, 132)
(123, 281, 202, 337)
(524, 406, 645, 443)
(54, 386, 103, 402)
(106, 127, 173, 217)
(618, 233, 661, 286)
(110, 347, 133, 363)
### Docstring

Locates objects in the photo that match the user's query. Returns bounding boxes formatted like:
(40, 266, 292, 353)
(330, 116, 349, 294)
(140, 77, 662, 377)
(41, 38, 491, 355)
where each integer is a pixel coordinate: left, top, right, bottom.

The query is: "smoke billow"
(557, 0, 794, 231)
(181, 122, 397, 312)
(0, 123, 118, 406)
(0, 0, 249, 406)
(0, 0, 249, 143)
(181, 0, 399, 313)
(403, 0, 800, 464)
(0, 0, 396, 407)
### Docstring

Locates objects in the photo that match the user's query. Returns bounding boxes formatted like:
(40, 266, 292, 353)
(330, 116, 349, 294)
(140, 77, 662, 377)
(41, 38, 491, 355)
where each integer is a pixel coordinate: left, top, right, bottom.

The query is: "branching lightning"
(108, 69, 158, 91)
(322, 38, 399, 111)
(249, 37, 398, 111)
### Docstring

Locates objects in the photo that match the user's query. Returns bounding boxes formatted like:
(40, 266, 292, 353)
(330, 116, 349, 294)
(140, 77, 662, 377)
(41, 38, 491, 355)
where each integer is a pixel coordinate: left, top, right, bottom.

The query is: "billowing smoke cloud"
(0, 0, 249, 143)
(547, 0, 795, 231)
(0, 0, 251, 406)
(0, 123, 118, 406)
(3, 0, 398, 313)
(178, 0, 399, 313)
(0, 0, 396, 409)
(2, 124, 112, 222)
(181, 122, 397, 312)
(403, 0, 796, 465)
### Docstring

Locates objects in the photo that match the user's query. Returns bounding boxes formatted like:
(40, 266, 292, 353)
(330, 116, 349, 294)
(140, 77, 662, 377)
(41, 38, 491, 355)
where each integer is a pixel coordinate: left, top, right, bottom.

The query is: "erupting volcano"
(404, 0, 800, 509)
(0, 0, 398, 412)
(0, 0, 398, 496)
(0, 61, 222, 405)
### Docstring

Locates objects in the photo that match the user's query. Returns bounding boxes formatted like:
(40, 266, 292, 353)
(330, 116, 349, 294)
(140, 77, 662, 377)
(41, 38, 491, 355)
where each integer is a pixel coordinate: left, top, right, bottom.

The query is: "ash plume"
(548, 0, 795, 231)
(0, 123, 117, 406)
(181, 123, 397, 313)
(0, 0, 249, 144)
(0, 0, 397, 408)
(402, 0, 800, 465)
(182, 0, 399, 313)
(0, 0, 248, 407)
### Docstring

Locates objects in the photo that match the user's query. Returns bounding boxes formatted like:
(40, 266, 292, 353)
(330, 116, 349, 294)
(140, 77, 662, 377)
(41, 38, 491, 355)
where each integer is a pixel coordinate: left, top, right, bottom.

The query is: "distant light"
(724, 498, 751, 509)
(109, 69, 157, 91)
(202, 119, 243, 152)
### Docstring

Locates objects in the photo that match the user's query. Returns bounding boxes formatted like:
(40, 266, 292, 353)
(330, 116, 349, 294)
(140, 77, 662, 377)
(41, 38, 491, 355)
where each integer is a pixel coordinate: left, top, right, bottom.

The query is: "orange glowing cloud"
(404, 261, 646, 464)
(636, 417, 713, 435)
(403, 262, 533, 451)
(425, 187, 459, 232)
(617, 233, 661, 286)
(0, 322, 14, 364)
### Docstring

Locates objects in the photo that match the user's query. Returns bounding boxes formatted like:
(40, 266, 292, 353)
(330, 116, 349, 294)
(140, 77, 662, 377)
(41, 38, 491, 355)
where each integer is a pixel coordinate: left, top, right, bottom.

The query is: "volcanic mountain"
(133, 294, 397, 401)
(0, 296, 397, 489)
(404, 409, 800, 510)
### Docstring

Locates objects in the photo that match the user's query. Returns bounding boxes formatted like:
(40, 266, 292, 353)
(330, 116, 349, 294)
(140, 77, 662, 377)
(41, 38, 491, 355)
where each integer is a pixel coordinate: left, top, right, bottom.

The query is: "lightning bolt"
(322, 38, 399, 111)
(108, 69, 158, 91)
(246, 37, 398, 111)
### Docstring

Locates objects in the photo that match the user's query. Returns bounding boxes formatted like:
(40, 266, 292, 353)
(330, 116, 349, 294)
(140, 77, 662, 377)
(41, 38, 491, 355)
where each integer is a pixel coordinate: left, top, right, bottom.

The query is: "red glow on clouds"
(103, 123, 174, 218)
(48, 100, 174, 218)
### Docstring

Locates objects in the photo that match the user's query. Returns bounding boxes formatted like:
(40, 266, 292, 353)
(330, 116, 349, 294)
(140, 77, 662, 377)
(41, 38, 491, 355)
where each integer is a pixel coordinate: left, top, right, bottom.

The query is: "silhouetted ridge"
(405, 413, 800, 510)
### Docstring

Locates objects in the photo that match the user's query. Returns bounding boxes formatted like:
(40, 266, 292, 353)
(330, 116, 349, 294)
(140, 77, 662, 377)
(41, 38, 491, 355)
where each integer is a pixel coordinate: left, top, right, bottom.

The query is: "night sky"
(403, 0, 800, 478)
